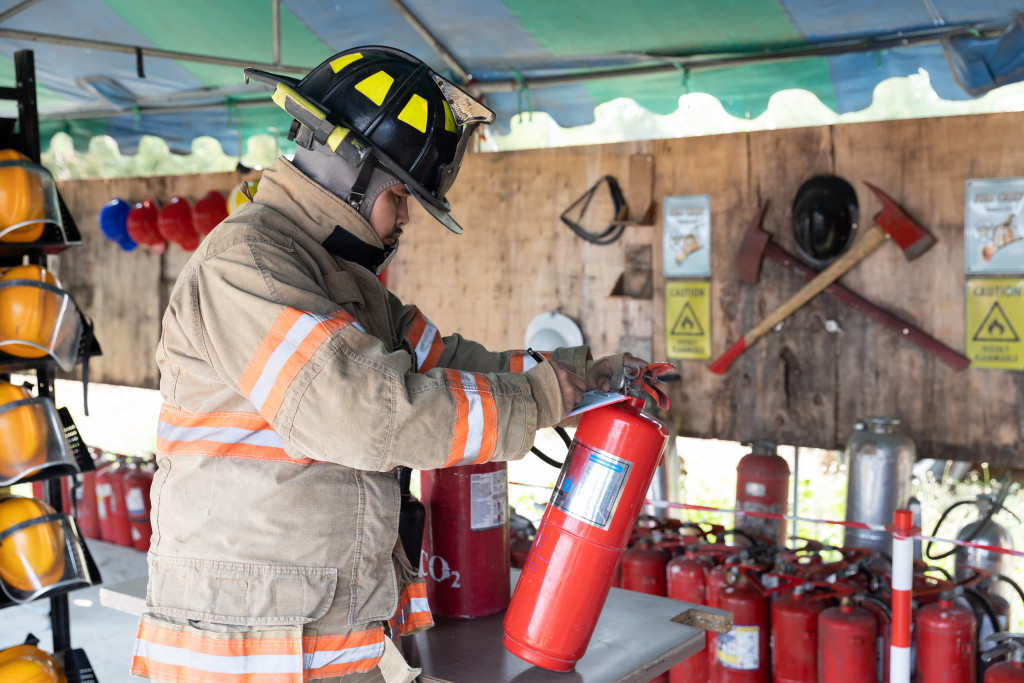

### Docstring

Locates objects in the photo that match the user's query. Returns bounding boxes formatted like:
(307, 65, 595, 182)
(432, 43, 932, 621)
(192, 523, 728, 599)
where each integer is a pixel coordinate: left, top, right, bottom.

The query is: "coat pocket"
(147, 556, 337, 626)
(131, 612, 304, 682)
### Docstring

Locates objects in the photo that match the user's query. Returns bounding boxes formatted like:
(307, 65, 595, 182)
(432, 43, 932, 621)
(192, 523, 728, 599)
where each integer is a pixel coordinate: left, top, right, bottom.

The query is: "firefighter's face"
(369, 185, 410, 247)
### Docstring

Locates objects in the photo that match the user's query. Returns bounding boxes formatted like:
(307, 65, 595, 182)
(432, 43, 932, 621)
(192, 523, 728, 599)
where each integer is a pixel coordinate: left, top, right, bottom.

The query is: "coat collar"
(255, 158, 385, 251)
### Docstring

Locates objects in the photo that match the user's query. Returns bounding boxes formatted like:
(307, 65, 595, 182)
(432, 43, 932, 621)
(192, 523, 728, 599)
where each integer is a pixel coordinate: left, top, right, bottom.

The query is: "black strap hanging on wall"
(559, 175, 629, 245)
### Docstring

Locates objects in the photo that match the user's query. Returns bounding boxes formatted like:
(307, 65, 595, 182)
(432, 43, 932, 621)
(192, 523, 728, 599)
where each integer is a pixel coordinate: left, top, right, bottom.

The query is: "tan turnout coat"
(130, 159, 590, 681)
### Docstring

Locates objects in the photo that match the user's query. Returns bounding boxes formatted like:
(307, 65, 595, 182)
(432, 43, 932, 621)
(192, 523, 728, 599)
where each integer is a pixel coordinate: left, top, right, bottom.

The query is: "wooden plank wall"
(53, 112, 1024, 467)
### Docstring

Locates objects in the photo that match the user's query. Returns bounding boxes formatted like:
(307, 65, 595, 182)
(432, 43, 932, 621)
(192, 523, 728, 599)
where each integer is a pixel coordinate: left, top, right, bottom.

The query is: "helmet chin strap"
(346, 155, 378, 213)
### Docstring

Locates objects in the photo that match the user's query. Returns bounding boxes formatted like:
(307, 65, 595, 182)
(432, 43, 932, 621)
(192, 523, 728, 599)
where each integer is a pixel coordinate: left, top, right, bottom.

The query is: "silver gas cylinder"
(842, 416, 916, 553)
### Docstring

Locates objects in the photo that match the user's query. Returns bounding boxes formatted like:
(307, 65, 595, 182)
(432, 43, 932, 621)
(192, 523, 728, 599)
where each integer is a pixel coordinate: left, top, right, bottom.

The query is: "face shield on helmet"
(0, 265, 84, 371)
(0, 152, 67, 245)
(244, 45, 495, 234)
(0, 381, 81, 486)
(0, 496, 93, 603)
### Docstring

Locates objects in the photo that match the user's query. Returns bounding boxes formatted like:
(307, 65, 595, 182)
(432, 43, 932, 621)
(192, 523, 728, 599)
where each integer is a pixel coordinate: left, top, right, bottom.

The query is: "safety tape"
(509, 481, 1024, 560)
(644, 499, 1024, 560)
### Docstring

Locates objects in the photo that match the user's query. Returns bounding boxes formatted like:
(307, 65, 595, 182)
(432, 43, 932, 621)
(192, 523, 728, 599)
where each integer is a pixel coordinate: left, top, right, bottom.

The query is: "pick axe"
(709, 182, 936, 374)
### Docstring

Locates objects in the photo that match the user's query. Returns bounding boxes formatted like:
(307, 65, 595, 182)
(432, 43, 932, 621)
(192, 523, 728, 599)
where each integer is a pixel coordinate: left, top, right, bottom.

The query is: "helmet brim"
(409, 190, 464, 235)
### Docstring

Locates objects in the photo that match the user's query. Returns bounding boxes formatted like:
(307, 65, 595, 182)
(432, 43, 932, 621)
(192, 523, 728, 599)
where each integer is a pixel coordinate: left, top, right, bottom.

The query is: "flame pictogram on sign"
(670, 301, 705, 337)
(972, 301, 1020, 342)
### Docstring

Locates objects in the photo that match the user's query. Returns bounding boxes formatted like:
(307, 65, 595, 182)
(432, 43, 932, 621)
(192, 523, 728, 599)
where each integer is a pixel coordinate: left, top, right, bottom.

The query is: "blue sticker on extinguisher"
(550, 440, 632, 529)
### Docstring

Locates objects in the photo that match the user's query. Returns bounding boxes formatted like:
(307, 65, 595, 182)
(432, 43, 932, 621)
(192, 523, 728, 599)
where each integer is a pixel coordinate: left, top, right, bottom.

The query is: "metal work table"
(101, 570, 725, 683)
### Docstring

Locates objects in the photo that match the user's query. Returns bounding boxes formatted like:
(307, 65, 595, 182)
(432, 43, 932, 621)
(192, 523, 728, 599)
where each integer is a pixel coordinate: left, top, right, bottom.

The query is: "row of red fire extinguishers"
(32, 447, 156, 553)
(599, 518, 1023, 683)
(399, 361, 1023, 682)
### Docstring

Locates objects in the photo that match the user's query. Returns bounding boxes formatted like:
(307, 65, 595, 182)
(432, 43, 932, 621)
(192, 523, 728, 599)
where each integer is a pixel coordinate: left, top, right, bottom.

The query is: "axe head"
(733, 201, 772, 284)
(864, 181, 936, 260)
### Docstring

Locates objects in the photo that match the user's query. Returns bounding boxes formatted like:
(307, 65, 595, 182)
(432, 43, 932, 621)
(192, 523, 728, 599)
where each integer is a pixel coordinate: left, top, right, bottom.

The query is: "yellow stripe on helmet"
(272, 83, 326, 122)
(325, 127, 350, 152)
(330, 53, 363, 72)
(398, 94, 428, 133)
(355, 71, 394, 106)
(442, 101, 456, 133)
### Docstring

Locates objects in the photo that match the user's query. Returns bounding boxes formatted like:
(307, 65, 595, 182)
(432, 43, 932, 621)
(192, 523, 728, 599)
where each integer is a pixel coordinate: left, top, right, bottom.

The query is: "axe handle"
(764, 242, 970, 371)
(710, 224, 888, 374)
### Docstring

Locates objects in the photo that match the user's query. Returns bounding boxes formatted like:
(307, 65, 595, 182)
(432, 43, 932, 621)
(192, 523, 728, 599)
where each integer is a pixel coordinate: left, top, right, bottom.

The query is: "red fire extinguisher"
(123, 457, 155, 552)
(502, 383, 670, 672)
(71, 448, 102, 540)
(818, 598, 877, 683)
(707, 561, 731, 679)
(420, 460, 510, 618)
(667, 551, 709, 683)
(621, 540, 669, 596)
(96, 456, 132, 547)
(984, 633, 1024, 682)
(715, 570, 770, 682)
(916, 595, 977, 683)
(735, 441, 790, 547)
(771, 586, 828, 683)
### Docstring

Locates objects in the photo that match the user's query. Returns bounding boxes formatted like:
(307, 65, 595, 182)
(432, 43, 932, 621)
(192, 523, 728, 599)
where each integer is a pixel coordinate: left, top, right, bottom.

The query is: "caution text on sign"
(665, 280, 711, 360)
(965, 278, 1024, 370)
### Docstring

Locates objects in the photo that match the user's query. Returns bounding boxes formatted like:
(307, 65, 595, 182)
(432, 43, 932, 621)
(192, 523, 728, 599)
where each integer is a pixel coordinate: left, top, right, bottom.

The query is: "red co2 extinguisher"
(96, 455, 132, 547)
(420, 460, 510, 618)
(771, 586, 828, 683)
(502, 364, 672, 672)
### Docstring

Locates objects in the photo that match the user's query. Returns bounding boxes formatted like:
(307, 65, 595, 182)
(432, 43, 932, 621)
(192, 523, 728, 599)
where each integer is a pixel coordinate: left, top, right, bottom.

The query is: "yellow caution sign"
(665, 280, 711, 360)
(965, 278, 1024, 370)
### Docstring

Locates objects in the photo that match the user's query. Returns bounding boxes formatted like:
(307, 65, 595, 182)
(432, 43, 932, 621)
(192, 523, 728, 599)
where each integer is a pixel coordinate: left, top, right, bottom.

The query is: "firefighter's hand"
(552, 360, 586, 415)
(587, 353, 649, 392)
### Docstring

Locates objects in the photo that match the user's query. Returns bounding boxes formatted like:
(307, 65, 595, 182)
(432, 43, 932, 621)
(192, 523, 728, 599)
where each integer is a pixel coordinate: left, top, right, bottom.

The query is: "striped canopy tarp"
(2, 0, 1024, 154)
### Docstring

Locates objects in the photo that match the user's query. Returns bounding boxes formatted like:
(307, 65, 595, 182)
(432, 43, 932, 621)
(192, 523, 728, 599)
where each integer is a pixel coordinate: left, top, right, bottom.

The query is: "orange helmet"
(0, 150, 46, 243)
(0, 644, 67, 683)
(0, 265, 65, 360)
(0, 496, 66, 597)
(0, 381, 47, 483)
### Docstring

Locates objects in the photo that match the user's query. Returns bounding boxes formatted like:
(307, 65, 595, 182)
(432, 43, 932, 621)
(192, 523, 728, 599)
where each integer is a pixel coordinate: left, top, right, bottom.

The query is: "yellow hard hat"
(0, 496, 66, 595)
(0, 150, 46, 243)
(0, 381, 46, 482)
(227, 180, 259, 213)
(0, 644, 67, 683)
(0, 265, 63, 359)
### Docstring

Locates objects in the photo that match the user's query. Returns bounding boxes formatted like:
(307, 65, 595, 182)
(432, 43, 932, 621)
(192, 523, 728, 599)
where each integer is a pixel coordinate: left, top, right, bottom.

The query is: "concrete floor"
(2, 538, 147, 682)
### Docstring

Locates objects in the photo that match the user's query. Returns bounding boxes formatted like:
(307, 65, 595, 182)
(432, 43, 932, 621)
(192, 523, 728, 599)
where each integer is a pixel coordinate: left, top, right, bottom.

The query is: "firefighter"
(131, 46, 644, 682)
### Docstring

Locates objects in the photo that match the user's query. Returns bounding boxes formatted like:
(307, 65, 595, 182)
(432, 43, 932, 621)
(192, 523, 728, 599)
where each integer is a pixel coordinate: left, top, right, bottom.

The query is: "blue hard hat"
(98, 198, 137, 251)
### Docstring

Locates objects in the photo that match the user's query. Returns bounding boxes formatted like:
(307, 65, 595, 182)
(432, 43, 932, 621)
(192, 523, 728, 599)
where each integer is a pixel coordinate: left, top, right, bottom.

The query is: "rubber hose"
(926, 500, 982, 561)
(997, 573, 1024, 611)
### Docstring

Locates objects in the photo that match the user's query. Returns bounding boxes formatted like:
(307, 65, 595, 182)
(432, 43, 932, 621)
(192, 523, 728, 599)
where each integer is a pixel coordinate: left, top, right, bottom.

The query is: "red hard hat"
(158, 196, 199, 251)
(126, 198, 166, 254)
(192, 191, 228, 237)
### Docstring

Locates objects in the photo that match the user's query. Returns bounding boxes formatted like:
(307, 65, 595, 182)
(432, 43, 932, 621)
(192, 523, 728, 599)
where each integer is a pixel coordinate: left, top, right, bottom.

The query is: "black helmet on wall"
(245, 46, 495, 234)
(791, 175, 859, 268)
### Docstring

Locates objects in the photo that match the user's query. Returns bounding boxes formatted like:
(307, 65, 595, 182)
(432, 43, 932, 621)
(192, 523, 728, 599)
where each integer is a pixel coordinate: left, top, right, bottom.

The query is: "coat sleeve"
(188, 239, 565, 472)
(387, 291, 591, 376)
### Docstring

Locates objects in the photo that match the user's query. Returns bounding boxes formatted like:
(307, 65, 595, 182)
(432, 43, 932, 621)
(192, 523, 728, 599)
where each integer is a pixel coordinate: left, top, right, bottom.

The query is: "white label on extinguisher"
(126, 487, 146, 516)
(743, 481, 767, 498)
(470, 470, 507, 531)
(96, 483, 112, 521)
(550, 440, 632, 530)
(717, 624, 760, 670)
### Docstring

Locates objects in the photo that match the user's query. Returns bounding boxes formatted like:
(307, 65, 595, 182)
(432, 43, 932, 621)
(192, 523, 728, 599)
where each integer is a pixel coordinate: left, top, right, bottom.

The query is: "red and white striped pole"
(889, 508, 916, 683)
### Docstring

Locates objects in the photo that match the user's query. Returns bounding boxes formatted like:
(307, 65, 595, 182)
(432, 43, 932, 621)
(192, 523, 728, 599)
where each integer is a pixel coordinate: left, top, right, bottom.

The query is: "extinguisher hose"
(530, 425, 573, 469)
(997, 573, 1024, 611)
(925, 500, 986, 561)
(857, 594, 892, 621)
(961, 585, 1003, 637)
